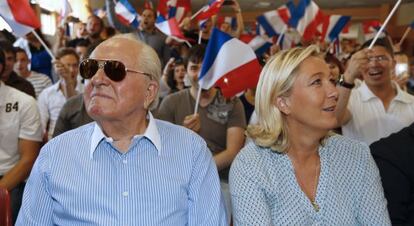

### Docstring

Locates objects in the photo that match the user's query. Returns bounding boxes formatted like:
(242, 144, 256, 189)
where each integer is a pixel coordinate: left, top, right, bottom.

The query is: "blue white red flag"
(155, 15, 187, 42)
(288, 0, 324, 41)
(115, 0, 140, 28)
(193, 0, 224, 21)
(256, 5, 290, 37)
(199, 28, 262, 97)
(0, 0, 41, 37)
(217, 16, 237, 29)
(239, 34, 273, 56)
(157, 0, 191, 23)
(319, 14, 351, 42)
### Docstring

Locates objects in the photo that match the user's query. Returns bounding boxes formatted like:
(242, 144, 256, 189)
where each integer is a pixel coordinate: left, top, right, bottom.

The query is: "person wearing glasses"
(230, 45, 390, 225)
(16, 34, 227, 225)
(335, 38, 414, 145)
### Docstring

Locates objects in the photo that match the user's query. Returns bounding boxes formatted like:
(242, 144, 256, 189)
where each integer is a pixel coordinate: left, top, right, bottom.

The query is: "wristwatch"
(338, 74, 355, 89)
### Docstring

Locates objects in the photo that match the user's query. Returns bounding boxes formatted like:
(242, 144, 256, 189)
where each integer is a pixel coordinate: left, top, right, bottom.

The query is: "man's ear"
(275, 96, 291, 115)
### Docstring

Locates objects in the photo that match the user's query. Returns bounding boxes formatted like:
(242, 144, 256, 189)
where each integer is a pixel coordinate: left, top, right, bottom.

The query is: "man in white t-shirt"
(0, 47, 42, 223)
(336, 38, 414, 145)
(14, 47, 52, 98)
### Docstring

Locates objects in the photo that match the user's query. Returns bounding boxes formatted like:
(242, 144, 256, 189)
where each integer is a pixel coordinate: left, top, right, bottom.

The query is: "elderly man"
(16, 35, 226, 225)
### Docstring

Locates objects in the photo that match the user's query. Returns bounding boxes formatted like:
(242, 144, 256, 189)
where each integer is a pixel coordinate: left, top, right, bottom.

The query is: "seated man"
(370, 123, 414, 225)
(14, 47, 52, 98)
(37, 48, 83, 141)
(0, 47, 42, 223)
(17, 34, 227, 225)
(157, 45, 246, 220)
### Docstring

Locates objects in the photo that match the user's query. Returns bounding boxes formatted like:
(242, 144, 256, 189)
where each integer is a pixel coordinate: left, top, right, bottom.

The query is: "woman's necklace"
(310, 161, 320, 212)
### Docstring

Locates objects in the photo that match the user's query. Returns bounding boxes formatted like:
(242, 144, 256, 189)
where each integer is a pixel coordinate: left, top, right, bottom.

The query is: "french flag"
(239, 34, 273, 56)
(157, 0, 191, 23)
(319, 14, 351, 42)
(155, 16, 187, 42)
(115, 0, 140, 28)
(193, 0, 224, 21)
(0, 0, 40, 37)
(289, 0, 324, 41)
(199, 28, 262, 98)
(256, 5, 290, 37)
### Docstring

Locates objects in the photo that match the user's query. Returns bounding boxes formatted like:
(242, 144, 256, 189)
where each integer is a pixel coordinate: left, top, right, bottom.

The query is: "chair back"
(0, 187, 12, 226)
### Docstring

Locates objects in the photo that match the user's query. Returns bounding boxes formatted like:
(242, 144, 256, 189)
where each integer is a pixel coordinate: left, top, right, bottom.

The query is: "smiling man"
(335, 38, 414, 144)
(16, 34, 226, 226)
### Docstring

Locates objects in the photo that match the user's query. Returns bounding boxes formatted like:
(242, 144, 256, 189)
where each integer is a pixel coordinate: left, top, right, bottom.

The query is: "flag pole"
(31, 30, 56, 61)
(276, 25, 287, 46)
(398, 26, 412, 46)
(191, 7, 204, 20)
(368, 0, 401, 49)
(198, 30, 203, 44)
(194, 85, 202, 115)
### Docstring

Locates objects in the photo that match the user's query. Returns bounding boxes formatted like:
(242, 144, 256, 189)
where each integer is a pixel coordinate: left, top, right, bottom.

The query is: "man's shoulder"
(38, 83, 59, 97)
(47, 122, 94, 148)
(155, 119, 206, 146)
(1, 84, 35, 104)
(161, 89, 190, 107)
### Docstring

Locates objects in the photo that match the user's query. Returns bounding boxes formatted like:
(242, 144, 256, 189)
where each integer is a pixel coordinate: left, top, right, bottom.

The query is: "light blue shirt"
(16, 114, 227, 226)
(230, 135, 391, 226)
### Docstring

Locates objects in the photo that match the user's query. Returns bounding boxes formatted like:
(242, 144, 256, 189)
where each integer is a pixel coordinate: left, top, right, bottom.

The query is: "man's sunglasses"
(79, 59, 151, 82)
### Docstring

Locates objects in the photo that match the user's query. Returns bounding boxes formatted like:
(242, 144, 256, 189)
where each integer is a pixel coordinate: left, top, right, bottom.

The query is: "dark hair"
(87, 15, 104, 30)
(75, 39, 90, 48)
(85, 40, 103, 59)
(56, 47, 79, 61)
(167, 59, 186, 92)
(187, 44, 205, 64)
(360, 37, 394, 57)
(0, 40, 15, 57)
(325, 53, 345, 74)
(14, 47, 27, 55)
(0, 46, 5, 75)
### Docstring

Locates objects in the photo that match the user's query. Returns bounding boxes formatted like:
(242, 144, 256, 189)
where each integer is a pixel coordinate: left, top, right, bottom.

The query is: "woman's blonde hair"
(247, 45, 321, 153)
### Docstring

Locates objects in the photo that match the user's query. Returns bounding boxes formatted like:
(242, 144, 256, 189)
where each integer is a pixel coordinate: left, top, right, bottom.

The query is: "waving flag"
(199, 28, 262, 97)
(193, 0, 224, 21)
(0, 0, 40, 37)
(157, 0, 191, 23)
(256, 5, 290, 37)
(319, 14, 351, 42)
(155, 15, 188, 43)
(115, 0, 140, 28)
(289, 0, 324, 41)
(239, 34, 273, 56)
(363, 20, 386, 40)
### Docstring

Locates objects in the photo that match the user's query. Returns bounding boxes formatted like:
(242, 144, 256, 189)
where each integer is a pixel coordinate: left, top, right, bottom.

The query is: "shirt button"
(122, 191, 129, 197)
(122, 159, 127, 164)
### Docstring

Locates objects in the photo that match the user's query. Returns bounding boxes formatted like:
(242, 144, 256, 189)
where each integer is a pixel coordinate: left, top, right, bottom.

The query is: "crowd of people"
(0, 1, 414, 225)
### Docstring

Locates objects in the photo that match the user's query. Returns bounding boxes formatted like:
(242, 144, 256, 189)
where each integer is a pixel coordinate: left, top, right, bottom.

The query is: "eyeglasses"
(79, 59, 151, 82)
(368, 55, 389, 63)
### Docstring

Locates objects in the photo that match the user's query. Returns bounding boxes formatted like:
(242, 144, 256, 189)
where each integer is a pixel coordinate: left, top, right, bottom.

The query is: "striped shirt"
(25, 71, 52, 98)
(16, 114, 227, 226)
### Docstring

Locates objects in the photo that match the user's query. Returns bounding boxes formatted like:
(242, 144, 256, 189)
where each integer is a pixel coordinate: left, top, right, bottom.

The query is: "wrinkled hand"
(343, 49, 370, 82)
(53, 60, 76, 84)
(183, 113, 201, 133)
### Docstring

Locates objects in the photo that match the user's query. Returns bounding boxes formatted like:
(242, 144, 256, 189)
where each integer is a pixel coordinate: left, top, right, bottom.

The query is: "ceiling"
(125, 0, 414, 12)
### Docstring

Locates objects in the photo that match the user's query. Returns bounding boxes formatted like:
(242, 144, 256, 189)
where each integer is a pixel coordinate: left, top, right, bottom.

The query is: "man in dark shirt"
(371, 123, 414, 225)
(0, 40, 35, 98)
(52, 94, 93, 137)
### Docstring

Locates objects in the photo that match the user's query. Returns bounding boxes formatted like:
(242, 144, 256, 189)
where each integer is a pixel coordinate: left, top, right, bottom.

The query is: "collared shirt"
(230, 135, 391, 225)
(0, 82, 42, 175)
(16, 115, 227, 226)
(37, 80, 82, 140)
(343, 81, 414, 145)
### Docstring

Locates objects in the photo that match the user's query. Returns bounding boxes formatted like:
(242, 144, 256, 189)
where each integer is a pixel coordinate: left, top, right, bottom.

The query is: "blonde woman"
(229, 46, 390, 225)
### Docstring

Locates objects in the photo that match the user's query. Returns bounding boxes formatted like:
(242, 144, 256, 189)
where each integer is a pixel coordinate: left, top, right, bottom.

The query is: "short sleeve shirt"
(0, 82, 42, 175)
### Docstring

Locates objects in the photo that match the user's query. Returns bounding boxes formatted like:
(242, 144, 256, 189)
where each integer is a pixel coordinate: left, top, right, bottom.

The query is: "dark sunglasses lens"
(79, 60, 98, 79)
(104, 61, 126, 82)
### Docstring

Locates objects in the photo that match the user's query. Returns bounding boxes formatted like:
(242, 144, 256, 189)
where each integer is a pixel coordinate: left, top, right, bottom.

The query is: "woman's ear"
(275, 96, 291, 115)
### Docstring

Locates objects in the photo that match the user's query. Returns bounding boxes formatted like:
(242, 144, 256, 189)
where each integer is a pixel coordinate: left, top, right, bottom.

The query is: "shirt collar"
(359, 81, 413, 104)
(89, 112, 162, 159)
